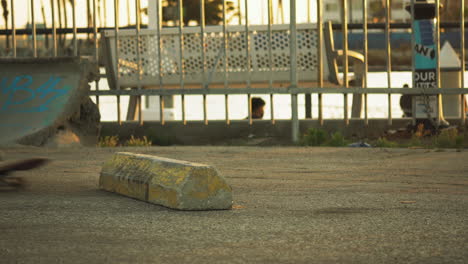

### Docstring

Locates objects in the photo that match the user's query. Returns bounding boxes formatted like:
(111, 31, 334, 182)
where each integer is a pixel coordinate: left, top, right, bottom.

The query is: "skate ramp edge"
(0, 57, 99, 145)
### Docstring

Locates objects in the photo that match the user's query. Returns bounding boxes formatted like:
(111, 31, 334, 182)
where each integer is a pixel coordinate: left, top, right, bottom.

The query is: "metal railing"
(1, 0, 467, 142)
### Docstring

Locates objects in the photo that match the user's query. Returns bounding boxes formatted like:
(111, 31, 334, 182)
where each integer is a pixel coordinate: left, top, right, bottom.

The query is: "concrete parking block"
(99, 152, 232, 210)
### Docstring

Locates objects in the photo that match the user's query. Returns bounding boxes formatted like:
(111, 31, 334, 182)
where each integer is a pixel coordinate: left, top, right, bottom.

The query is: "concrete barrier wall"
(0, 57, 99, 145)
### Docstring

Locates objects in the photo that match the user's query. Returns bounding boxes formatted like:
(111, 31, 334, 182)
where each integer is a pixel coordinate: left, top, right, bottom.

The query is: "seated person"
(400, 84, 468, 118)
(400, 84, 412, 117)
(251, 97, 266, 119)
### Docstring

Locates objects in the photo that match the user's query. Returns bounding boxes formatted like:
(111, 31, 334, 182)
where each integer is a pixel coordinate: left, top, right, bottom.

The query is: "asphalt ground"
(1, 146, 467, 264)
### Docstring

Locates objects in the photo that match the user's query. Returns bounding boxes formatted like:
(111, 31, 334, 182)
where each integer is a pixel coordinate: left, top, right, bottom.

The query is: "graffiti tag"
(0, 75, 71, 113)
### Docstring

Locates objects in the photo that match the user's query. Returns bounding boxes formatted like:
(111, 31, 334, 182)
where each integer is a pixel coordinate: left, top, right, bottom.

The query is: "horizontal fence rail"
(5, 22, 468, 35)
(89, 88, 468, 96)
(1, 0, 467, 143)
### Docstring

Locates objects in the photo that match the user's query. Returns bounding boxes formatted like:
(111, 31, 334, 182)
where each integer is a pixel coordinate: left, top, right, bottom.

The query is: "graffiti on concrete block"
(0, 75, 71, 113)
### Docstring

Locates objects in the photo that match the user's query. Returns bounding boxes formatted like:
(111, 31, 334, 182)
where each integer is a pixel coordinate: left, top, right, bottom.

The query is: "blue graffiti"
(0, 75, 71, 113)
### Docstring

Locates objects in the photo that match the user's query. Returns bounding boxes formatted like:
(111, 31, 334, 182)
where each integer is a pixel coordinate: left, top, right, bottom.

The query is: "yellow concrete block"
(99, 152, 232, 210)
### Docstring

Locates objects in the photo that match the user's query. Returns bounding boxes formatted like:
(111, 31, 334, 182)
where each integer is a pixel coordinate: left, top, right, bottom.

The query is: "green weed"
(98, 136, 119, 147)
(300, 128, 328, 146)
(375, 137, 399, 148)
(433, 128, 464, 149)
(125, 135, 152, 147)
(327, 132, 347, 147)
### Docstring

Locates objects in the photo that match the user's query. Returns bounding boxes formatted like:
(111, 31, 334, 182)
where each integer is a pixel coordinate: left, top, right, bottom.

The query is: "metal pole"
(290, 0, 299, 143)
(157, 0, 165, 124)
(410, 0, 416, 126)
(385, 0, 392, 125)
(72, 0, 77, 56)
(223, 0, 229, 125)
(52, 0, 57, 56)
(461, 0, 466, 125)
(237, 0, 241, 25)
(87, 0, 91, 41)
(41, 0, 48, 51)
(245, 0, 252, 124)
(93, 0, 99, 106)
(103, 0, 107, 27)
(31, 0, 37, 57)
(57, 0, 62, 49)
(363, 0, 368, 126)
(317, 0, 323, 126)
(114, 0, 121, 124)
(304, 0, 312, 119)
(268, 0, 275, 124)
(136, 0, 143, 125)
(178, 0, 186, 125)
(200, 0, 207, 125)
(436, 0, 441, 126)
(10, 0, 15, 57)
(127, 0, 131, 25)
(2, 0, 9, 51)
(342, 0, 349, 125)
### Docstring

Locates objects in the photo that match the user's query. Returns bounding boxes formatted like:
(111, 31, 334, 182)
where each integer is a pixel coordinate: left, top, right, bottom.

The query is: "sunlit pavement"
(1, 146, 467, 263)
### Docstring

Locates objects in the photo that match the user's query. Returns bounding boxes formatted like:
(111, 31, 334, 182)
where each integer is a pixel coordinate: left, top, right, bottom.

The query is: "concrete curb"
(99, 152, 233, 210)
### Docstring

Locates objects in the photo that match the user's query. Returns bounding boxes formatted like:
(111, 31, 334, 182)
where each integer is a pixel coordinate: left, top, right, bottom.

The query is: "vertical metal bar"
(156, 0, 165, 124)
(200, 0, 207, 125)
(31, 0, 37, 57)
(127, 0, 131, 25)
(410, 0, 416, 126)
(87, 0, 91, 41)
(223, 0, 229, 124)
(114, 0, 121, 124)
(52, 0, 57, 56)
(57, 0, 63, 50)
(178, 0, 186, 125)
(268, 0, 275, 124)
(245, 0, 252, 124)
(461, 0, 466, 125)
(93, 0, 99, 106)
(103, 0, 107, 27)
(10, 0, 16, 57)
(363, 0, 368, 126)
(270, 94, 275, 123)
(435, 0, 441, 125)
(41, 0, 48, 52)
(385, 0, 392, 125)
(342, 0, 349, 125)
(72, 0, 77, 56)
(304, 0, 312, 119)
(278, 0, 284, 24)
(290, 0, 299, 143)
(237, 0, 241, 25)
(136, 0, 143, 125)
(317, 0, 323, 126)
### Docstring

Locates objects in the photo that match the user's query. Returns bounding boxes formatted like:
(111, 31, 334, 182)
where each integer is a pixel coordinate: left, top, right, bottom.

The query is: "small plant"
(407, 134, 424, 148)
(374, 137, 399, 148)
(98, 136, 119, 147)
(327, 132, 347, 147)
(433, 128, 464, 149)
(125, 135, 152, 147)
(301, 128, 328, 146)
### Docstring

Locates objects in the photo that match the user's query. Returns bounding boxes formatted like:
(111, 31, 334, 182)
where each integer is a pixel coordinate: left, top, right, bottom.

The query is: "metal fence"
(1, 0, 467, 142)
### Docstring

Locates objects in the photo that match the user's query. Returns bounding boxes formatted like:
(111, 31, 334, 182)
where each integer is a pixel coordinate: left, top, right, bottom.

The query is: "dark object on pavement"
(0, 158, 49, 190)
(348, 142, 372, 148)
